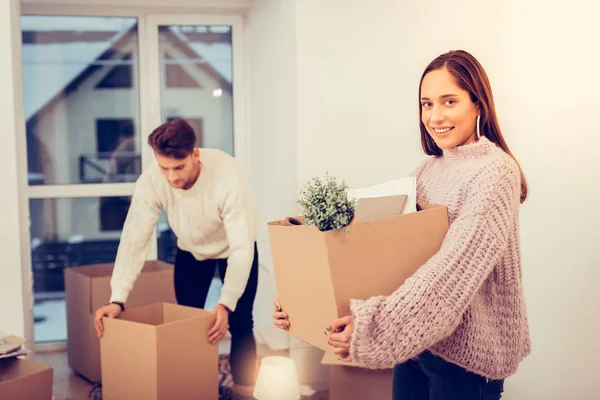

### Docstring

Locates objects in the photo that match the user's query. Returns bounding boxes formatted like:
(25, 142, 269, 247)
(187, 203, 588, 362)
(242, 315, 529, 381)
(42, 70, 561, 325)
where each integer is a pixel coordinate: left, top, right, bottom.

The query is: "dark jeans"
(174, 243, 259, 386)
(393, 351, 504, 400)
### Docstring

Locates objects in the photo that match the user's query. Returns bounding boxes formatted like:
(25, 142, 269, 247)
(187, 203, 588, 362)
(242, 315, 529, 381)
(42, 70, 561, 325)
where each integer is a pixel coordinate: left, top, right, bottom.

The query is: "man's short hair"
(147, 119, 196, 159)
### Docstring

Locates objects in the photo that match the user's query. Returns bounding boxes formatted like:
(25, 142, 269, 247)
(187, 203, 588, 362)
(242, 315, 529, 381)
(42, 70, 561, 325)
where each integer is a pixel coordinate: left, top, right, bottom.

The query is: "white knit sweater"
(109, 148, 261, 312)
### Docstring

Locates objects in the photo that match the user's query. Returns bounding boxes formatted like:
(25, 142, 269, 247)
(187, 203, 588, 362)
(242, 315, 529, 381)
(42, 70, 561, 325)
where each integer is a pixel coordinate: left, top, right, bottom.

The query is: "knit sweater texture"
(109, 148, 260, 312)
(349, 136, 531, 379)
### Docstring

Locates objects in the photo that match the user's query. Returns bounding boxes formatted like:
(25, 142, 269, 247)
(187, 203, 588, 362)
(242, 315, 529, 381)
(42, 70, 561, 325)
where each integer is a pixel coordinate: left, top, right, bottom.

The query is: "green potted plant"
(297, 173, 356, 232)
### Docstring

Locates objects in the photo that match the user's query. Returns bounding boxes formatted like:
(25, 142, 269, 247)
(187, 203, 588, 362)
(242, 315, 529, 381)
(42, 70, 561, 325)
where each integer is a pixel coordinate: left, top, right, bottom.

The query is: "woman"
(273, 50, 530, 399)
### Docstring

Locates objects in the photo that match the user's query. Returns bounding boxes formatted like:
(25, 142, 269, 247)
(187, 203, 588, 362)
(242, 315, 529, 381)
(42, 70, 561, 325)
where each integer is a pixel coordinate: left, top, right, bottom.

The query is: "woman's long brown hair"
(418, 50, 528, 203)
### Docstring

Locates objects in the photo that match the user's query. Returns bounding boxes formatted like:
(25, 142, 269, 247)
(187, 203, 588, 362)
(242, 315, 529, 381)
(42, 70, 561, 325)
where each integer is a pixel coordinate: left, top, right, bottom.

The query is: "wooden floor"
(37, 347, 329, 400)
(36, 351, 95, 400)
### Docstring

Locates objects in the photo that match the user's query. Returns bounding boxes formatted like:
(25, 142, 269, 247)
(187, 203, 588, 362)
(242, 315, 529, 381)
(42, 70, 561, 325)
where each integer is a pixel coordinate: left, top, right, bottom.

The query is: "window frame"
(19, 4, 248, 348)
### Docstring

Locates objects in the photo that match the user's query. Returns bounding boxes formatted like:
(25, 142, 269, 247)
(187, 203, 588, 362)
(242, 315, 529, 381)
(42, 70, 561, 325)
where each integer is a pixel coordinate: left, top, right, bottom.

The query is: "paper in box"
(0, 336, 29, 359)
(268, 201, 449, 351)
(100, 302, 218, 400)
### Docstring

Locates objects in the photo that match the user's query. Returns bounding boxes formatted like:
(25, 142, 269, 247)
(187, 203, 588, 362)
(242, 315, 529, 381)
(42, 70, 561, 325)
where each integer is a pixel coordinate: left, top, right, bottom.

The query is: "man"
(94, 119, 261, 399)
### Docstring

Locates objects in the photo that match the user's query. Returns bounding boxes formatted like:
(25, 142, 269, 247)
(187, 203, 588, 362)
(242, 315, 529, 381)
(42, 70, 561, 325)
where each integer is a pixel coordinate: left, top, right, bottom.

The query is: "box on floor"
(100, 302, 218, 400)
(64, 260, 177, 382)
(0, 336, 53, 400)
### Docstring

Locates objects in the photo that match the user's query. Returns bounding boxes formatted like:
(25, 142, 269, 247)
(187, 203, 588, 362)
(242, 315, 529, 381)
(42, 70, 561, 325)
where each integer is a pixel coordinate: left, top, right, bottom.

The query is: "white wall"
(0, 0, 30, 338)
(246, 0, 298, 349)
(292, 0, 600, 399)
(295, 1, 428, 187)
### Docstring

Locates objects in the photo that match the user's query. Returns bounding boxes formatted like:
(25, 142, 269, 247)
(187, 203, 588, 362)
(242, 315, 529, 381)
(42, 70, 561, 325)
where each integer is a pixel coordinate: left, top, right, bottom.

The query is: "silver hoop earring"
(476, 115, 481, 139)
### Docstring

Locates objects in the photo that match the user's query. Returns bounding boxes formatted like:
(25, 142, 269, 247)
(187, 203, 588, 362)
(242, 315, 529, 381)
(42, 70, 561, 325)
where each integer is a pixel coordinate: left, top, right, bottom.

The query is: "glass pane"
(157, 211, 176, 264)
(21, 16, 142, 185)
(155, 25, 233, 310)
(31, 196, 132, 343)
(157, 25, 234, 154)
(153, 25, 234, 311)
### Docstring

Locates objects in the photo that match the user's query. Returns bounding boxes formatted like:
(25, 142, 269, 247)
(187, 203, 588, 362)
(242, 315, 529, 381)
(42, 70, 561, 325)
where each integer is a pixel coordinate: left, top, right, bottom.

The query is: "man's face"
(155, 149, 200, 190)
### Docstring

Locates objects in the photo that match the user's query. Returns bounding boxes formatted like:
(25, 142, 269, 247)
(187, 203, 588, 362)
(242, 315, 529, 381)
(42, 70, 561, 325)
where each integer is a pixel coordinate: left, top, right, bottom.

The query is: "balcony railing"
(32, 229, 177, 293)
(79, 151, 141, 183)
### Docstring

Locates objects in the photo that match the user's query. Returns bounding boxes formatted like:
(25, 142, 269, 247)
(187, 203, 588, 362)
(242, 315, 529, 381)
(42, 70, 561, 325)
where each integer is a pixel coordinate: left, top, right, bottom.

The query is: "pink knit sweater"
(349, 136, 531, 379)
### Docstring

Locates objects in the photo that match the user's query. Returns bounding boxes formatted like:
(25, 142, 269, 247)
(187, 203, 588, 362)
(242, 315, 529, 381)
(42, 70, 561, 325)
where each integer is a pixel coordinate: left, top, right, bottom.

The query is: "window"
(166, 117, 204, 147)
(91, 118, 140, 183)
(30, 196, 131, 342)
(156, 24, 234, 264)
(157, 25, 233, 153)
(20, 13, 244, 345)
(21, 15, 141, 186)
(22, 15, 142, 343)
(164, 53, 202, 88)
(95, 53, 134, 89)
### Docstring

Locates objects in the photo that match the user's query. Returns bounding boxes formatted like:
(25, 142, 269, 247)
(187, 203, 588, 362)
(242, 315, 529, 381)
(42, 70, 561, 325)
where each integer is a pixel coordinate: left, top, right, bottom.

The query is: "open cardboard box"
(100, 302, 218, 400)
(64, 260, 177, 382)
(321, 352, 392, 400)
(0, 336, 53, 400)
(267, 202, 448, 351)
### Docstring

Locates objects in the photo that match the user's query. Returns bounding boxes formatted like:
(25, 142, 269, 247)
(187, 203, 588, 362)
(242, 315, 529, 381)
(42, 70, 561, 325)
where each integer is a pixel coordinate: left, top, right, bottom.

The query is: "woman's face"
(420, 68, 480, 149)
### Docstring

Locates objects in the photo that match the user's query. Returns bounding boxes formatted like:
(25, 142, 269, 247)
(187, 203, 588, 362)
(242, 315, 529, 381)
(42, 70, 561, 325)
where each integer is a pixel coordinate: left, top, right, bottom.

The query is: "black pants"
(393, 351, 504, 400)
(173, 243, 259, 386)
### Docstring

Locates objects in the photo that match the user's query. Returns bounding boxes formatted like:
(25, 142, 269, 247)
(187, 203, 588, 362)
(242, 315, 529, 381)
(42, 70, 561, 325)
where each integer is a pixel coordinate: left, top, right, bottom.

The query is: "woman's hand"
(273, 298, 290, 330)
(327, 315, 354, 362)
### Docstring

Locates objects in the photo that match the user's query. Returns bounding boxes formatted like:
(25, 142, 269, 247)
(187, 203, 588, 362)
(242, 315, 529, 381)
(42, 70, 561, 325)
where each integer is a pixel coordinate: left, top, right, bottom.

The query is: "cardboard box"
(64, 260, 177, 382)
(100, 302, 218, 400)
(268, 204, 448, 351)
(0, 358, 53, 400)
(321, 352, 392, 400)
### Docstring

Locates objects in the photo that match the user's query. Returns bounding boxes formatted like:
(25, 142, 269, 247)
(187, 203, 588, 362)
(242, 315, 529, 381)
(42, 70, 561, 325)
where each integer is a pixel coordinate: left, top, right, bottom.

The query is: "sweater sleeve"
(110, 171, 162, 304)
(348, 161, 521, 369)
(217, 170, 258, 312)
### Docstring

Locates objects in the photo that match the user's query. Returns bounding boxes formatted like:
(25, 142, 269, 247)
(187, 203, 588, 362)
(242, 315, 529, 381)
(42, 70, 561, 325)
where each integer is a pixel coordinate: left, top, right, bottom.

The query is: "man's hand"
(208, 304, 230, 344)
(327, 315, 354, 362)
(94, 303, 122, 338)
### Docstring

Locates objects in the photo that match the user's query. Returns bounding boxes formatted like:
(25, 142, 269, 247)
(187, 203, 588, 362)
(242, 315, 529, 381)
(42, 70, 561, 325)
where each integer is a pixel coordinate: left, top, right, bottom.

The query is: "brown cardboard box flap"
(109, 302, 216, 327)
(101, 303, 218, 400)
(267, 222, 340, 350)
(327, 204, 449, 316)
(64, 261, 176, 383)
(0, 358, 53, 400)
(161, 302, 216, 325)
(157, 304, 218, 399)
(0, 358, 51, 381)
(66, 261, 173, 314)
